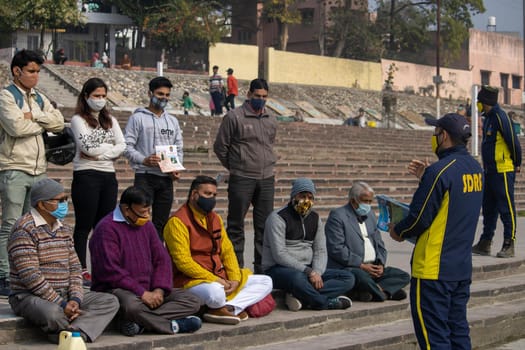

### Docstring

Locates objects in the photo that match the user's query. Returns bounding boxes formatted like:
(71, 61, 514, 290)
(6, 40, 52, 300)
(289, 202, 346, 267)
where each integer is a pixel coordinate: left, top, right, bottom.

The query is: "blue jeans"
(266, 265, 355, 310)
(0, 171, 46, 279)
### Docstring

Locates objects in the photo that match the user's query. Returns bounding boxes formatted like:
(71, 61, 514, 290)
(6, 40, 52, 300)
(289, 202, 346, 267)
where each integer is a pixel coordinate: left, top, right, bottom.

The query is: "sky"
(471, 0, 523, 39)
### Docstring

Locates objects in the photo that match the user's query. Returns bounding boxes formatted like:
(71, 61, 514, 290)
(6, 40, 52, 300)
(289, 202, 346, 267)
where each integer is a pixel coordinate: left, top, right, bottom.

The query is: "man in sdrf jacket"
(124, 77, 183, 239)
(472, 85, 521, 258)
(214, 78, 277, 274)
(0, 50, 65, 296)
(390, 113, 483, 350)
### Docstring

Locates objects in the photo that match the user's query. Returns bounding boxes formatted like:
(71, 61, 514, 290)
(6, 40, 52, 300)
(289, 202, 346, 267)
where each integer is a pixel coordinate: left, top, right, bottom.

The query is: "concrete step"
(2, 264, 525, 349)
(37, 67, 78, 108)
(247, 297, 525, 350)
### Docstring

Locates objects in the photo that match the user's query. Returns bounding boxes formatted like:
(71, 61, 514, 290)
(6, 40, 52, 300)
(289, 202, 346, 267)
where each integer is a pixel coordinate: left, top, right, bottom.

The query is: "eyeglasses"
(45, 196, 68, 203)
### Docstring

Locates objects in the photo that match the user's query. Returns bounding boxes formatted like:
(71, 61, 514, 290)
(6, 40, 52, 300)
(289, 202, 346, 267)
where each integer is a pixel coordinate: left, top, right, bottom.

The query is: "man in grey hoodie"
(124, 77, 183, 238)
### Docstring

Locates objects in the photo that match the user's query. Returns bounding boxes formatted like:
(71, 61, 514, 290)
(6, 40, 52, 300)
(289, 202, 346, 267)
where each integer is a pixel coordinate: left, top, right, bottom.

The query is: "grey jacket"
(325, 204, 387, 269)
(124, 107, 183, 177)
(213, 101, 277, 179)
(262, 205, 327, 274)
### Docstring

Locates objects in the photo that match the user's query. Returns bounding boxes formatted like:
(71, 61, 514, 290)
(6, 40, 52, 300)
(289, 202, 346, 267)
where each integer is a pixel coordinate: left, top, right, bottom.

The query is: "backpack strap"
(4, 84, 44, 110)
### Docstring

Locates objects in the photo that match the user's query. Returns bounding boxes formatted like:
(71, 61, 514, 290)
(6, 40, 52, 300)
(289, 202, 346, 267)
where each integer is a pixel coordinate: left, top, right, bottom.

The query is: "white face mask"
(86, 98, 107, 112)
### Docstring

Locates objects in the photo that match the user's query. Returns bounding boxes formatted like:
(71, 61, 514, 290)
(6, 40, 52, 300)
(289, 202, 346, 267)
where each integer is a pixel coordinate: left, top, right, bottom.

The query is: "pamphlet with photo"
(155, 145, 185, 172)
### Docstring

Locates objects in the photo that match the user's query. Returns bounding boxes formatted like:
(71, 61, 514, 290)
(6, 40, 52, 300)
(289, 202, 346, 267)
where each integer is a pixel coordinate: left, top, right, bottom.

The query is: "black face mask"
(197, 196, 216, 213)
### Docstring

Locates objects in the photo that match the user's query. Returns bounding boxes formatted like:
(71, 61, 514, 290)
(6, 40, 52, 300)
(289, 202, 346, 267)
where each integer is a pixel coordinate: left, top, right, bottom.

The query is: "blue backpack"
(4, 84, 75, 166)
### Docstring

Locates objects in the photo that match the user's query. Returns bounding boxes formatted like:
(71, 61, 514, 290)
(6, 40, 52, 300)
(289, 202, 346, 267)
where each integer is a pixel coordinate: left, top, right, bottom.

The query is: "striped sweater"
(8, 209, 83, 307)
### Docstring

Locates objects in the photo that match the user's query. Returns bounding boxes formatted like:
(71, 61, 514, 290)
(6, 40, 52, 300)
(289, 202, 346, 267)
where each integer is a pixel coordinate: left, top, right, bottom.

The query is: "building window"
(512, 75, 522, 89)
(237, 31, 252, 43)
(480, 71, 491, 86)
(300, 8, 314, 25)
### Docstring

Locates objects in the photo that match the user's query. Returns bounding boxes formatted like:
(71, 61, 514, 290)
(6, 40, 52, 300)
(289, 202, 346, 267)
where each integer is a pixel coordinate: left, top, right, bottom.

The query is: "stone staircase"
(1, 109, 525, 349)
(36, 66, 79, 108)
(1, 250, 525, 349)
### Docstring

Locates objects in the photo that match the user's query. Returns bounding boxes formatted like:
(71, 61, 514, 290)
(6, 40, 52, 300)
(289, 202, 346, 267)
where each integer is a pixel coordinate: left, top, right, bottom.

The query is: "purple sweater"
(89, 210, 173, 297)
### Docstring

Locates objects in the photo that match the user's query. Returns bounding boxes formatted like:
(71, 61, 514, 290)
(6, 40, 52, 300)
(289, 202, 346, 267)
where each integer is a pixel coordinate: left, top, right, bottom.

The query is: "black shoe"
(171, 316, 202, 333)
(327, 296, 352, 310)
(497, 239, 515, 258)
(389, 289, 407, 301)
(120, 321, 143, 337)
(472, 239, 492, 256)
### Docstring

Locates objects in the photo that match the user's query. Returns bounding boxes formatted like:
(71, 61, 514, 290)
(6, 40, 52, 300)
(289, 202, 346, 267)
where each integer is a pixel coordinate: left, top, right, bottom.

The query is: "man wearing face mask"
(0, 50, 65, 296)
(90, 186, 203, 337)
(262, 178, 354, 311)
(389, 114, 483, 350)
(164, 176, 273, 325)
(214, 78, 278, 274)
(472, 86, 521, 258)
(325, 181, 410, 302)
(8, 178, 119, 343)
(124, 76, 183, 239)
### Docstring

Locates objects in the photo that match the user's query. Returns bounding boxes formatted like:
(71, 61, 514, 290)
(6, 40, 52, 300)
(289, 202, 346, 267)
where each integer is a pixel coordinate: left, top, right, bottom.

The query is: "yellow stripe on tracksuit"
(412, 192, 449, 280)
(503, 172, 516, 240)
(415, 278, 431, 350)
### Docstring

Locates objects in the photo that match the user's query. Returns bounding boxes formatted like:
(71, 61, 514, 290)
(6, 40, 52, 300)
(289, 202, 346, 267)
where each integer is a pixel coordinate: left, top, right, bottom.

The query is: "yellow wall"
(208, 43, 259, 81)
(266, 48, 383, 91)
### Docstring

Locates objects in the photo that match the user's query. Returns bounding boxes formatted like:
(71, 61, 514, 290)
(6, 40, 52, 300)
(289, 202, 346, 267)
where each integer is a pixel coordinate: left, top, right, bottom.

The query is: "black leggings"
(72, 170, 118, 269)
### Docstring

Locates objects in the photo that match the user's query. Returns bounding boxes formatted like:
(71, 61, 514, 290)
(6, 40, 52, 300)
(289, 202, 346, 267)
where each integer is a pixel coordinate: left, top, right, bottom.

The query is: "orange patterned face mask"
(294, 199, 313, 216)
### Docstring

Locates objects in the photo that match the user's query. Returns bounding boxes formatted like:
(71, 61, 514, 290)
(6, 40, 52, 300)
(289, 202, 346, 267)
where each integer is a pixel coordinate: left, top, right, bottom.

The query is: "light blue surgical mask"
(49, 201, 69, 220)
(355, 203, 371, 216)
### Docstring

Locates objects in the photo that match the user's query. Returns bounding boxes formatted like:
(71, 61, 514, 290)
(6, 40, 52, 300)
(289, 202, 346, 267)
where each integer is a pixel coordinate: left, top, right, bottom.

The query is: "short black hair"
(11, 50, 44, 75)
(120, 186, 152, 207)
(212, 65, 219, 70)
(249, 78, 269, 92)
(187, 175, 217, 202)
(149, 76, 173, 93)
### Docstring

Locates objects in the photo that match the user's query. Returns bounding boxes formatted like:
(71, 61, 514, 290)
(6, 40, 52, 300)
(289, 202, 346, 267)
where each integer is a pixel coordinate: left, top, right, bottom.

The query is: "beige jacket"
(0, 84, 64, 175)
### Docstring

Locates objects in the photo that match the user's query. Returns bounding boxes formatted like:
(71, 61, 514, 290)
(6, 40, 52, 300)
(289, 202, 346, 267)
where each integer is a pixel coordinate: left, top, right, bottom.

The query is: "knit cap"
(30, 178, 64, 207)
(290, 178, 316, 198)
(477, 86, 499, 106)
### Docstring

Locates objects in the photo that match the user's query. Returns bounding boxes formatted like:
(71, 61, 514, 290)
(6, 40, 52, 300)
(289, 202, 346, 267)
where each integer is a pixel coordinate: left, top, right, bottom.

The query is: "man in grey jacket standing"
(214, 78, 277, 273)
(262, 178, 354, 311)
(124, 77, 183, 239)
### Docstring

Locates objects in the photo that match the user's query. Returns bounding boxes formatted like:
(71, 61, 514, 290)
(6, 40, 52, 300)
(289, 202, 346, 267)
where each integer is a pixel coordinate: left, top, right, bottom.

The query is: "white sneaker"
(285, 293, 302, 311)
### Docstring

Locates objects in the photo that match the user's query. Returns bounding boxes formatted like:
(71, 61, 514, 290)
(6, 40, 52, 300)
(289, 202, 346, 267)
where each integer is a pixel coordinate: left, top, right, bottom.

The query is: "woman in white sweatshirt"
(70, 78, 125, 286)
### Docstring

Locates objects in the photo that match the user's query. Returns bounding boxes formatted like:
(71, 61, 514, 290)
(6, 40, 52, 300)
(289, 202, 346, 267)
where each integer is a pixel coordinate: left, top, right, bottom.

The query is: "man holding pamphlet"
(124, 77, 184, 239)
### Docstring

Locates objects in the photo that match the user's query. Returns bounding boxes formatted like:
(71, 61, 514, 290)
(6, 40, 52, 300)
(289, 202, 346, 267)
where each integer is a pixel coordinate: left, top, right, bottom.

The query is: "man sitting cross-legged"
(90, 186, 203, 336)
(164, 176, 273, 325)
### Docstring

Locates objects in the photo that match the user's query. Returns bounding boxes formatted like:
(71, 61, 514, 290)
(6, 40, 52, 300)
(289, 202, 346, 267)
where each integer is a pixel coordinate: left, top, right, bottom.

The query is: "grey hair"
(349, 181, 374, 201)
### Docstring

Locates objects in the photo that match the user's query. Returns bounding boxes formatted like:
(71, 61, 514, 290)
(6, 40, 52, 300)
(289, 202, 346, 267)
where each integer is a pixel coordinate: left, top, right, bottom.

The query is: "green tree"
(144, 0, 230, 48)
(0, 0, 82, 54)
(373, 0, 484, 62)
(263, 0, 303, 51)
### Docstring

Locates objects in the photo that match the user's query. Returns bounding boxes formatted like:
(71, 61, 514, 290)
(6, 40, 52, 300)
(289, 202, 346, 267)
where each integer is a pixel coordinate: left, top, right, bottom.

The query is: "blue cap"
(425, 113, 471, 140)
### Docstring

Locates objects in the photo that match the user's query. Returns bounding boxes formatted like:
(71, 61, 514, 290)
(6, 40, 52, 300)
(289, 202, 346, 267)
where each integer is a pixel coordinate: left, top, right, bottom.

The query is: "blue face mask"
(250, 98, 265, 111)
(151, 96, 168, 110)
(355, 203, 371, 216)
(50, 202, 68, 220)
